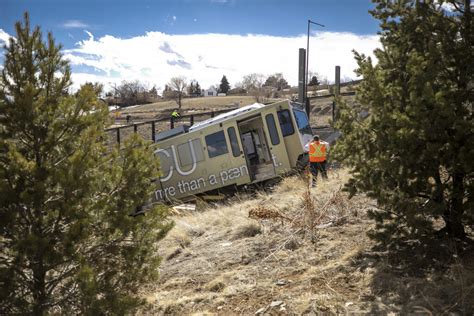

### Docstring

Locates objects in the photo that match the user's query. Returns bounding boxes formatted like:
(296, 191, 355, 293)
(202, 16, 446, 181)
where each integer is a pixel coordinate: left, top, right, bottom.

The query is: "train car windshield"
(293, 109, 312, 135)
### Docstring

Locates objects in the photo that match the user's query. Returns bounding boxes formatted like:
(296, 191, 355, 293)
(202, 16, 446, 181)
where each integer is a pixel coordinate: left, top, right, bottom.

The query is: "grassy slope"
(106, 93, 349, 146)
(141, 170, 474, 314)
(116, 96, 262, 118)
(111, 93, 356, 130)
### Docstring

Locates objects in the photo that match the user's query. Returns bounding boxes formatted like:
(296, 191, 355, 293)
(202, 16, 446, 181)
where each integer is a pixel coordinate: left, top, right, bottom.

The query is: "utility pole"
(298, 48, 306, 104)
(335, 65, 341, 96)
(305, 19, 325, 119)
(333, 65, 341, 123)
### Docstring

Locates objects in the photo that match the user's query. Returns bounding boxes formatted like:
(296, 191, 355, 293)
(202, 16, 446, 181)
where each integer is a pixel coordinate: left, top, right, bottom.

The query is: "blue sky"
(1, 0, 382, 91)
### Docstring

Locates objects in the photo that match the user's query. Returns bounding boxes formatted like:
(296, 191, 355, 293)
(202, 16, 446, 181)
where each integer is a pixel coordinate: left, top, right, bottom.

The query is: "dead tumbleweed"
(248, 205, 292, 223)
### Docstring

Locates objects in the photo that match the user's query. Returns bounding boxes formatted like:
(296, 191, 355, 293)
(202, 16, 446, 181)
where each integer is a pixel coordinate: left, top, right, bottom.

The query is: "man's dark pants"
(309, 161, 328, 185)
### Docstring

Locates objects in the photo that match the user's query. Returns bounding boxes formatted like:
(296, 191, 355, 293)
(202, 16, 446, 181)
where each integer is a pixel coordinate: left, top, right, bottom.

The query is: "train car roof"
(188, 103, 265, 132)
(155, 100, 293, 143)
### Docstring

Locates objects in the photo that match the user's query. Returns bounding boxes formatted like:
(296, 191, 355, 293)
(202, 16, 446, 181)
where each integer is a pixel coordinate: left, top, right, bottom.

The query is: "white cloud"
(437, 1, 473, 12)
(83, 30, 94, 41)
(64, 31, 381, 91)
(0, 29, 13, 44)
(210, 0, 237, 5)
(62, 20, 90, 29)
(193, 18, 198, 22)
(439, 2, 456, 11)
(172, 16, 177, 21)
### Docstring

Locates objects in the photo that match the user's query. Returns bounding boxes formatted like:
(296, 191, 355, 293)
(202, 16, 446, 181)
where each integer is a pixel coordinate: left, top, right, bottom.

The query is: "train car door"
(260, 108, 291, 175)
(238, 115, 276, 182)
(221, 122, 251, 185)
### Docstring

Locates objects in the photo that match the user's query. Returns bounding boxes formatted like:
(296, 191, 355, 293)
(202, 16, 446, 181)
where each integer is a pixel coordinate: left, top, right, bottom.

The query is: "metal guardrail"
(105, 107, 238, 144)
(307, 91, 356, 100)
(105, 92, 356, 145)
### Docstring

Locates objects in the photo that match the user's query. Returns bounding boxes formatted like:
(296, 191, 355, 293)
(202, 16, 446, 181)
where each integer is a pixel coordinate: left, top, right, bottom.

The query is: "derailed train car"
(153, 99, 313, 202)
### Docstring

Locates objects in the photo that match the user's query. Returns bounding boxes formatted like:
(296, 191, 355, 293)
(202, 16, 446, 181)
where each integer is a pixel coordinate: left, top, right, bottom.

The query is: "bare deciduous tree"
(241, 73, 265, 102)
(110, 80, 148, 107)
(168, 76, 187, 110)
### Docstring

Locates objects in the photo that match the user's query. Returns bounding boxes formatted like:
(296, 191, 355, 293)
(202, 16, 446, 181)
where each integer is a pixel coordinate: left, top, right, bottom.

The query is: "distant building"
(202, 87, 218, 97)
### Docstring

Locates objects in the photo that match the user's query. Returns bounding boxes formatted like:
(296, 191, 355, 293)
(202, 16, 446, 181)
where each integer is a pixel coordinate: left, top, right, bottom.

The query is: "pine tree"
(219, 75, 230, 94)
(308, 76, 320, 86)
(263, 73, 290, 91)
(188, 81, 195, 96)
(187, 80, 201, 96)
(194, 81, 201, 96)
(334, 0, 473, 240)
(0, 13, 173, 314)
(149, 85, 158, 97)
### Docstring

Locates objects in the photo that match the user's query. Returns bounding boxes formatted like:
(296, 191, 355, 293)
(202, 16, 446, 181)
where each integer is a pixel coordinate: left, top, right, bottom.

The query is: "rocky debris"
(255, 300, 286, 314)
(270, 300, 284, 307)
(276, 279, 287, 286)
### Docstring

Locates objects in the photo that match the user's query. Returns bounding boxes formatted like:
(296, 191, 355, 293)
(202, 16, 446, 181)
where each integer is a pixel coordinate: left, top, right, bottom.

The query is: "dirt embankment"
(141, 171, 474, 315)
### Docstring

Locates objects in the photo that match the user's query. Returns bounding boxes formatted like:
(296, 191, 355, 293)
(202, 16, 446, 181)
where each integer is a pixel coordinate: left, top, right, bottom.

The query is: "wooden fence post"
(116, 128, 121, 144)
(151, 121, 156, 141)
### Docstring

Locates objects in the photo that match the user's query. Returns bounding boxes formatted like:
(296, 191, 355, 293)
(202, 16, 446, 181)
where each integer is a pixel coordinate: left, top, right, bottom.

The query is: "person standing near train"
(304, 135, 329, 187)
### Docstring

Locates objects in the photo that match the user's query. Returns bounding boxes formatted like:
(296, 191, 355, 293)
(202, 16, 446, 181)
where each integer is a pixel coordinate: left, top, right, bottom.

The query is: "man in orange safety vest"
(304, 135, 329, 187)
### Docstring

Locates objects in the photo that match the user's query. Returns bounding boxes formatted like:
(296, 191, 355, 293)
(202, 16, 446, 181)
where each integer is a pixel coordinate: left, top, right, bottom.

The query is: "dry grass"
(309, 94, 357, 127)
(116, 96, 268, 119)
(140, 168, 474, 315)
(231, 223, 262, 240)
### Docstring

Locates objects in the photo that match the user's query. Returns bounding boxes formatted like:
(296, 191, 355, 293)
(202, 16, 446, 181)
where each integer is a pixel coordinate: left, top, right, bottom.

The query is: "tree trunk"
(445, 171, 466, 238)
(32, 252, 47, 315)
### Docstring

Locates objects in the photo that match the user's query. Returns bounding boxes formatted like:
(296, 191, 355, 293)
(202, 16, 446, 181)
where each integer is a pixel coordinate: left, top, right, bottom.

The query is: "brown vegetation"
(140, 170, 474, 314)
(113, 96, 262, 121)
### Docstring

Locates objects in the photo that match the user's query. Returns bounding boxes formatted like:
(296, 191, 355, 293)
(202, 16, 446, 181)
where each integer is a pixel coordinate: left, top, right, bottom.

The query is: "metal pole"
(306, 20, 325, 102)
(298, 48, 306, 104)
(335, 65, 341, 96)
(306, 20, 310, 102)
(334, 65, 341, 123)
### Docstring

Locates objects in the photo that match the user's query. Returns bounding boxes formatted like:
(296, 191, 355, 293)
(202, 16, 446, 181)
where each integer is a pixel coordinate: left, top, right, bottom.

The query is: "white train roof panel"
(189, 103, 265, 132)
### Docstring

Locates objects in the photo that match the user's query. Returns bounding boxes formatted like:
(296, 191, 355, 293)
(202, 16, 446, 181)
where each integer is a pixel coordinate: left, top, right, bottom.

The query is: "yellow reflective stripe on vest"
(310, 143, 325, 158)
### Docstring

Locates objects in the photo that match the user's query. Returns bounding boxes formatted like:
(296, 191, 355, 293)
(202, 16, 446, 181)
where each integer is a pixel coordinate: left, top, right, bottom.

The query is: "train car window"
(178, 138, 204, 167)
(293, 109, 312, 134)
(277, 110, 295, 136)
(227, 127, 241, 157)
(265, 113, 280, 145)
(205, 131, 229, 158)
